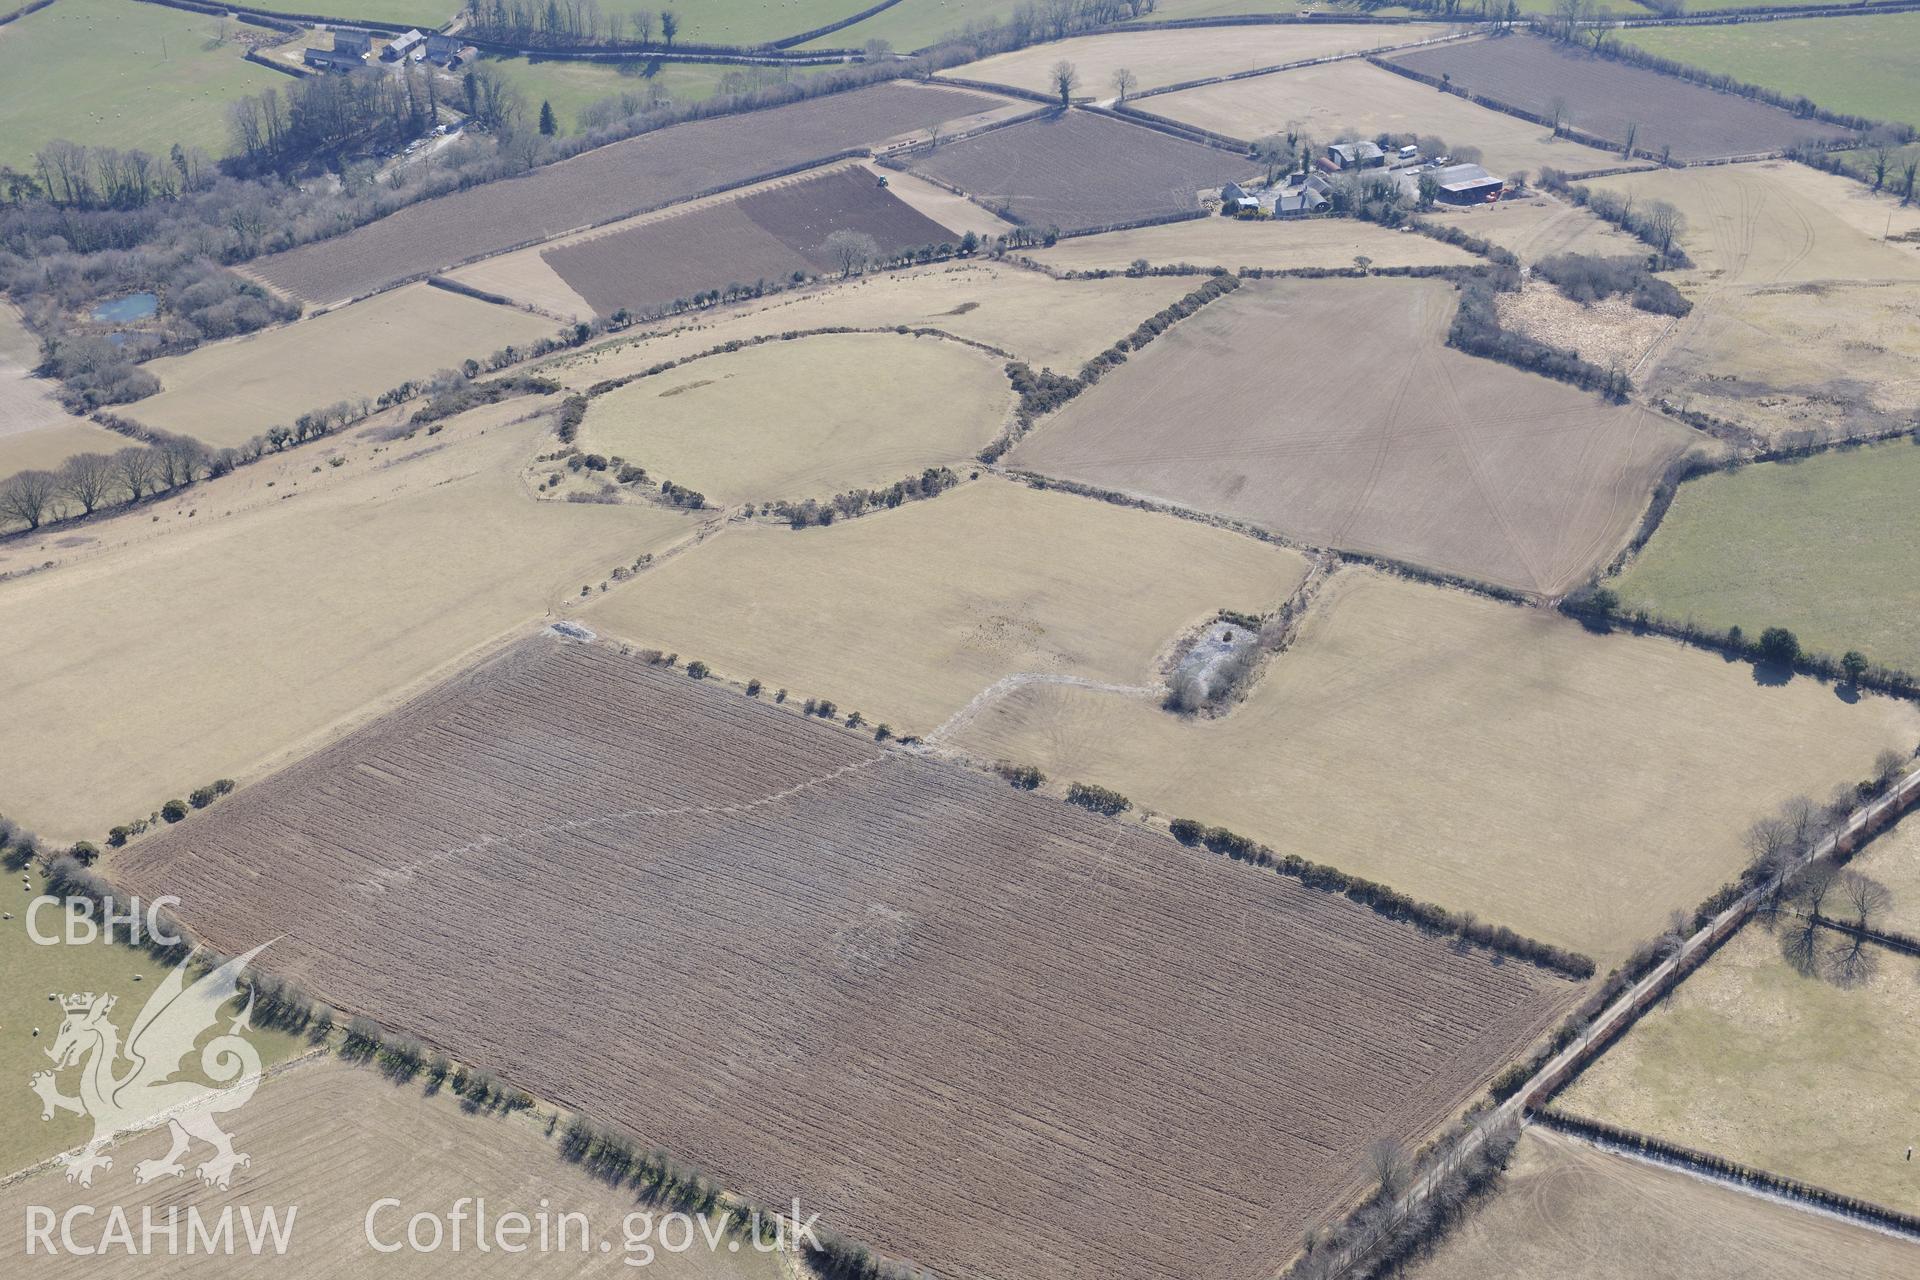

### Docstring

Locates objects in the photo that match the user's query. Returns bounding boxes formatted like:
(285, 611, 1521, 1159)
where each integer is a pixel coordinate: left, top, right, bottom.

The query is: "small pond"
(89, 292, 158, 324)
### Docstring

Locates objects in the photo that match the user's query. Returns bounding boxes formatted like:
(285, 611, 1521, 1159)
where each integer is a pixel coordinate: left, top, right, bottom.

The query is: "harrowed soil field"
(116, 635, 1577, 1280)
(1619, 12, 1920, 130)
(1006, 275, 1699, 597)
(123, 284, 559, 449)
(1560, 924, 1920, 1214)
(1385, 34, 1856, 161)
(544, 261, 1203, 387)
(1612, 441, 1920, 681)
(542, 164, 959, 319)
(1406, 1127, 1920, 1280)
(948, 22, 1459, 98)
(0, 1056, 789, 1277)
(903, 110, 1250, 231)
(1026, 214, 1479, 273)
(1145, 58, 1627, 177)
(0, 0, 285, 172)
(586, 476, 1305, 732)
(579, 332, 1010, 504)
(0, 397, 697, 843)
(948, 568, 1920, 964)
(249, 82, 1009, 306)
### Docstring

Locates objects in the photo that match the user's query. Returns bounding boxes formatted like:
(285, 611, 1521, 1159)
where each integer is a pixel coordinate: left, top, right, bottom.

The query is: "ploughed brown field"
(903, 109, 1251, 231)
(1008, 276, 1699, 596)
(118, 637, 1576, 1280)
(250, 83, 1005, 306)
(544, 165, 958, 318)
(1384, 36, 1855, 161)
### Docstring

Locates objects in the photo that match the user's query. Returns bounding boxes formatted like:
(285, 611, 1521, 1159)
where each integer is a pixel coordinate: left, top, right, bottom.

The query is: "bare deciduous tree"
(1838, 870, 1891, 928)
(1050, 59, 1079, 108)
(112, 447, 157, 502)
(823, 228, 881, 277)
(1110, 66, 1138, 103)
(1367, 1137, 1411, 1200)
(0, 468, 59, 530)
(58, 452, 119, 515)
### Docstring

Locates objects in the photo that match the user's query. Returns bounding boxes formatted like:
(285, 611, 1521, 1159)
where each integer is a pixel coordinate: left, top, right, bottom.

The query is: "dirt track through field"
(118, 636, 1575, 1280)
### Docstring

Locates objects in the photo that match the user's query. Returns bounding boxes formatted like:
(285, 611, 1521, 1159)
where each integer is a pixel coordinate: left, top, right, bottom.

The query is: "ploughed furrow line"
(119, 636, 1574, 1280)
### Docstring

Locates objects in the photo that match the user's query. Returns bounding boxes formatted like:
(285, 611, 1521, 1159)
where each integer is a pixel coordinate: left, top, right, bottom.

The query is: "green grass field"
(0, 0, 287, 171)
(1613, 440, 1920, 679)
(596, 0, 871, 46)
(0, 866, 304, 1177)
(1620, 12, 1920, 128)
(482, 56, 828, 133)
(275, 0, 461, 25)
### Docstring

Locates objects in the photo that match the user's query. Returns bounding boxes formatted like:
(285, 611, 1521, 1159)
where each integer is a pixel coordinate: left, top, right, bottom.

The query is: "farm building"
(383, 29, 425, 60)
(1326, 140, 1385, 170)
(1273, 179, 1333, 215)
(331, 29, 373, 57)
(304, 43, 366, 72)
(424, 32, 474, 65)
(1430, 162, 1503, 204)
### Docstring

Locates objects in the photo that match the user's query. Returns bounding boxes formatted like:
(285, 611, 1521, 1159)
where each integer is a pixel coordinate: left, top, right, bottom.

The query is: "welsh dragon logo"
(28, 944, 268, 1190)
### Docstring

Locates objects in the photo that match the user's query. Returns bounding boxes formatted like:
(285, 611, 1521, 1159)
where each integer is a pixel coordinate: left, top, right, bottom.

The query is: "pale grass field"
(1148, 59, 1627, 176)
(948, 569, 1920, 963)
(1645, 280, 1920, 442)
(0, 1057, 786, 1278)
(0, 302, 75, 480)
(1421, 192, 1648, 263)
(585, 477, 1306, 733)
(1848, 814, 1920, 938)
(950, 23, 1458, 97)
(542, 262, 1201, 388)
(1586, 162, 1920, 289)
(580, 332, 1011, 505)
(1006, 276, 1699, 596)
(0, 398, 698, 842)
(126, 285, 559, 448)
(1027, 215, 1478, 273)
(0, 423, 138, 496)
(1561, 925, 1920, 1213)
(1409, 1127, 1920, 1280)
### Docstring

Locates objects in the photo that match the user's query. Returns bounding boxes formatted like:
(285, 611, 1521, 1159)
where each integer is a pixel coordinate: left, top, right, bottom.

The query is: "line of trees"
(228, 63, 444, 174)
(764, 465, 958, 528)
(1167, 818, 1598, 978)
(1537, 169, 1690, 263)
(1563, 584, 1919, 699)
(1534, 1108, 1920, 1237)
(1448, 274, 1631, 401)
(1288, 1118, 1521, 1280)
